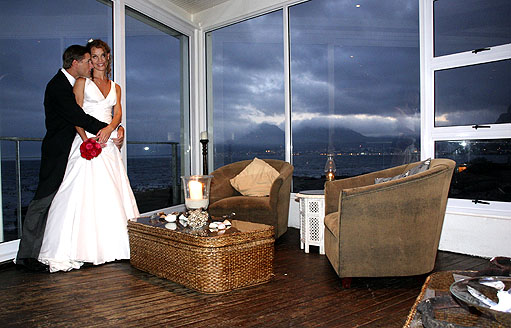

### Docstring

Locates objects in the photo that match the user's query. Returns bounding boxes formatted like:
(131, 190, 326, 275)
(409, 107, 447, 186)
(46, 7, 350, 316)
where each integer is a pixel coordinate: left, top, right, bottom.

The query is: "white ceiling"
(165, 0, 232, 14)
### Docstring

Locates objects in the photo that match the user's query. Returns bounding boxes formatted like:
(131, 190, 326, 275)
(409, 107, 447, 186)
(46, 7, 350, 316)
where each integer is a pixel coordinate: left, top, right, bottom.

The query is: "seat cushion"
(209, 196, 275, 226)
(324, 212, 339, 238)
(230, 158, 280, 196)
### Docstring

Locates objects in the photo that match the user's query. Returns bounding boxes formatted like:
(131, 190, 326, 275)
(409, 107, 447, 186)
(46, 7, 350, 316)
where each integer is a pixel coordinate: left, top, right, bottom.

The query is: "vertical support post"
(200, 139, 209, 175)
(15, 140, 22, 239)
(171, 143, 179, 205)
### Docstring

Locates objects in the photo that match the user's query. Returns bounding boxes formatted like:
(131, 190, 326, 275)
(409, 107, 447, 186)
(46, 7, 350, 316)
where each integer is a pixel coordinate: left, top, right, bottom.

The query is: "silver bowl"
(450, 276, 511, 326)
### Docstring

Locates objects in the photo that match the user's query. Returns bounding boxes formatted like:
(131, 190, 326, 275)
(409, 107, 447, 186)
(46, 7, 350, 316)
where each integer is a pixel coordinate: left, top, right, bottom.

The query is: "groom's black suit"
(16, 70, 107, 266)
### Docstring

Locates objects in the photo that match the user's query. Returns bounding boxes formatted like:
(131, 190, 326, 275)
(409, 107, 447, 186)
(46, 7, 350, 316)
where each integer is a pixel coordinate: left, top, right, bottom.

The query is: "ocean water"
(1, 152, 417, 240)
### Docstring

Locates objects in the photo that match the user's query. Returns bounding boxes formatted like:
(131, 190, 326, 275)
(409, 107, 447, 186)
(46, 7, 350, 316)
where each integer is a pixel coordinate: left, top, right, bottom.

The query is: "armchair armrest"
(269, 164, 293, 208)
(324, 173, 378, 216)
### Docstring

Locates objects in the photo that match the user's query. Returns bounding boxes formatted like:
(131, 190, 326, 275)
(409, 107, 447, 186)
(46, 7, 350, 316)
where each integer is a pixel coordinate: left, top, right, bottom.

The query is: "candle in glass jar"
(185, 198, 209, 209)
(189, 180, 203, 199)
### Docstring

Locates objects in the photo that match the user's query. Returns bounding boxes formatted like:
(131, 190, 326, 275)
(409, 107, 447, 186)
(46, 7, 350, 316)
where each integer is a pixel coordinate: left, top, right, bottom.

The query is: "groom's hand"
(113, 126, 125, 150)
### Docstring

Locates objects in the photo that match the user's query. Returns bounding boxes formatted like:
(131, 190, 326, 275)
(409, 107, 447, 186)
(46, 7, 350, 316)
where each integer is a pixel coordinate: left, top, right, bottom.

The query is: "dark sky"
(0, 0, 510, 158)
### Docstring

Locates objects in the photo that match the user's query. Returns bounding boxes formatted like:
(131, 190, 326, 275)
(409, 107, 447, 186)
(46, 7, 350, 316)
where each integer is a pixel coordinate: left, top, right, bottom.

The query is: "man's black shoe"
(16, 258, 49, 272)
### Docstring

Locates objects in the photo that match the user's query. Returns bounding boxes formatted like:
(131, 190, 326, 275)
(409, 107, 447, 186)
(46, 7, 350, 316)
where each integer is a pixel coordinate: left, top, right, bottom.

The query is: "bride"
(38, 39, 139, 272)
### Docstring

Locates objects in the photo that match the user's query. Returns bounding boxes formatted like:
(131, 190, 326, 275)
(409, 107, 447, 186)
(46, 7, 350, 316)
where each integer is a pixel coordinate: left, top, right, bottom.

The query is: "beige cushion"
(230, 158, 280, 196)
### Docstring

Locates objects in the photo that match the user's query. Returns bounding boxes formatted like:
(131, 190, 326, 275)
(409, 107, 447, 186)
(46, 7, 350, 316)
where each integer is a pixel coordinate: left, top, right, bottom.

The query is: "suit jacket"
(34, 70, 107, 199)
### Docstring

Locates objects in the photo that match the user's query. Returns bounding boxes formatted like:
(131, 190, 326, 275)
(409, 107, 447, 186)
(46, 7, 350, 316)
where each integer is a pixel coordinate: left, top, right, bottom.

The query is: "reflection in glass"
(435, 139, 511, 202)
(435, 60, 511, 127)
(434, 0, 511, 57)
(0, 0, 112, 243)
(289, 0, 420, 192)
(125, 7, 189, 213)
(206, 10, 285, 170)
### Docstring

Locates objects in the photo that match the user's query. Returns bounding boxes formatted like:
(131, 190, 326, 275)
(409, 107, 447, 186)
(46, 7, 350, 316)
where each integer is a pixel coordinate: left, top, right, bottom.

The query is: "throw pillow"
(374, 158, 431, 184)
(230, 158, 280, 196)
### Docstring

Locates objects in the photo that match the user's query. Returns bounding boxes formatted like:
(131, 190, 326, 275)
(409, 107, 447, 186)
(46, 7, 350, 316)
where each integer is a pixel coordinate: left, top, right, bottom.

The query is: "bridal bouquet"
(80, 138, 102, 160)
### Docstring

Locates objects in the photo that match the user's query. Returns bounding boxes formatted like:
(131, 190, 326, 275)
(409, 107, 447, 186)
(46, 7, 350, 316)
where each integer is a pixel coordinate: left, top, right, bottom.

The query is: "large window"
(206, 10, 285, 170)
(125, 7, 190, 213)
(430, 0, 511, 204)
(289, 0, 420, 191)
(0, 0, 112, 243)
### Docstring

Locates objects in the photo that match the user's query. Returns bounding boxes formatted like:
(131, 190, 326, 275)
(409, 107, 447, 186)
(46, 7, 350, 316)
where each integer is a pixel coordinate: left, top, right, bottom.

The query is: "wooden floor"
(0, 228, 489, 328)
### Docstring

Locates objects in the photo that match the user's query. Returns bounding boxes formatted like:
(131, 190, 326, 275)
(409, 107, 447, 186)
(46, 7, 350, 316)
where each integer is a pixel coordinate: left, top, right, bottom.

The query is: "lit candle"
(200, 131, 208, 140)
(186, 180, 208, 209)
(189, 180, 203, 199)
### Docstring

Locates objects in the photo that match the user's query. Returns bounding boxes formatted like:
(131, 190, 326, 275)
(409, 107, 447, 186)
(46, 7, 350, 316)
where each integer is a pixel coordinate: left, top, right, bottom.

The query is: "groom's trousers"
(16, 191, 57, 261)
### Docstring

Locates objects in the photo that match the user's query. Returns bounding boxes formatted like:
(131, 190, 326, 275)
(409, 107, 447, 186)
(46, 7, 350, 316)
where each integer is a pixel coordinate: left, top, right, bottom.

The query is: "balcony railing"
(0, 137, 179, 241)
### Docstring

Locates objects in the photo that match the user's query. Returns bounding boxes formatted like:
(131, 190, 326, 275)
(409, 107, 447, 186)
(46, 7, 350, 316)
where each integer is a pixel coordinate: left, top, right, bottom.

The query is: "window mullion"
(432, 44, 511, 71)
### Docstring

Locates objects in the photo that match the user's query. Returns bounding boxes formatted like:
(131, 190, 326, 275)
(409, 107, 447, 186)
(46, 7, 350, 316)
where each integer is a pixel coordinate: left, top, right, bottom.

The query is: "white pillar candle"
(200, 131, 208, 140)
(189, 180, 203, 200)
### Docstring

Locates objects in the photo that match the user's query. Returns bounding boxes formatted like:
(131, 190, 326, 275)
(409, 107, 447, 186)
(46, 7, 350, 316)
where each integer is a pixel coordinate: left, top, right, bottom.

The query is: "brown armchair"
(208, 159, 294, 238)
(323, 159, 455, 286)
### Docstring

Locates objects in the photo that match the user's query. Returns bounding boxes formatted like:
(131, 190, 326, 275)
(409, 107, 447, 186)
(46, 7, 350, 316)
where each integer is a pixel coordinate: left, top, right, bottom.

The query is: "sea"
(1, 152, 417, 241)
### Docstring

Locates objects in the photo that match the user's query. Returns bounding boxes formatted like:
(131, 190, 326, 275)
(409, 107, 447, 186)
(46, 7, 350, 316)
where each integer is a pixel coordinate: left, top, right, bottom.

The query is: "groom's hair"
(62, 45, 88, 69)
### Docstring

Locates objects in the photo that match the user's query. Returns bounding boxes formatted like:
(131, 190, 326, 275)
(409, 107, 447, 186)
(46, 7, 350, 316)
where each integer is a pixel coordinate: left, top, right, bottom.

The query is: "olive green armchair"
(208, 159, 294, 238)
(324, 158, 456, 287)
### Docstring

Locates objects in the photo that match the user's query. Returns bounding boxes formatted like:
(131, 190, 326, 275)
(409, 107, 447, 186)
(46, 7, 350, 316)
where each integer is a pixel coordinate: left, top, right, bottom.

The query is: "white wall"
(439, 202, 511, 258)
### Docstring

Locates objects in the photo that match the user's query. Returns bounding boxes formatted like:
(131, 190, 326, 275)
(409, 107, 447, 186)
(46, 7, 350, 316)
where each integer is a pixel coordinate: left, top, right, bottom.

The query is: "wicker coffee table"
(128, 217, 274, 294)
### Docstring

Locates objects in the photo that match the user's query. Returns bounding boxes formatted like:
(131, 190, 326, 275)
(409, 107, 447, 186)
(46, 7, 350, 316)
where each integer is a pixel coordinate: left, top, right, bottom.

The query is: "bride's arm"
(73, 78, 88, 142)
(96, 82, 121, 144)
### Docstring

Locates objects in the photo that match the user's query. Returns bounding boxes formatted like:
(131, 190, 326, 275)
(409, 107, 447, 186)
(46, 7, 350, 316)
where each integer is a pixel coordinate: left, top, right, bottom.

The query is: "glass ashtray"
(450, 276, 511, 326)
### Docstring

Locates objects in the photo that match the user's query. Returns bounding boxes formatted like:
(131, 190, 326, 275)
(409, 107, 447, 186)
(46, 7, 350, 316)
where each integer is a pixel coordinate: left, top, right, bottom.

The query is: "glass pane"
(435, 60, 511, 127)
(289, 0, 420, 192)
(125, 7, 189, 213)
(0, 0, 112, 243)
(435, 139, 511, 202)
(434, 0, 511, 57)
(206, 10, 285, 170)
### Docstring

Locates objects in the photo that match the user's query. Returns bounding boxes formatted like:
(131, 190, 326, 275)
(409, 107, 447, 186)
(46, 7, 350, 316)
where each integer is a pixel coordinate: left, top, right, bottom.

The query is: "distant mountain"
(220, 123, 418, 153)
(293, 125, 369, 149)
(236, 123, 285, 146)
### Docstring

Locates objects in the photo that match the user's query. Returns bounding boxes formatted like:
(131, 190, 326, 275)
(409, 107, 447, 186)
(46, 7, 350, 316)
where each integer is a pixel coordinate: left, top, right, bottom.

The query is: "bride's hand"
(96, 126, 114, 144)
(112, 126, 125, 150)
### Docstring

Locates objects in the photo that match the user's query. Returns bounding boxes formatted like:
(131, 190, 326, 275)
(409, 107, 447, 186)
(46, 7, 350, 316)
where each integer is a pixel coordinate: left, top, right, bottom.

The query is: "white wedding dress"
(38, 78, 139, 273)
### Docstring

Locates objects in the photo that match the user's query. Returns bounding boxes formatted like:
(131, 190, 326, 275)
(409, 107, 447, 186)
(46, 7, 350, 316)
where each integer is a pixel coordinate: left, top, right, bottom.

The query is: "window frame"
(420, 0, 511, 216)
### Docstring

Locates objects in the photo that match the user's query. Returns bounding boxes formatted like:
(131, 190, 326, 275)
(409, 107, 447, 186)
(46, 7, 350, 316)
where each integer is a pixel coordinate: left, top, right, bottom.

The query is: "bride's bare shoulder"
(114, 82, 122, 94)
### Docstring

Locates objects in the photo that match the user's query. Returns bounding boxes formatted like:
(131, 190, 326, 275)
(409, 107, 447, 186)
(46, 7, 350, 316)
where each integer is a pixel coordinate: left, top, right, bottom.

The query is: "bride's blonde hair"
(86, 39, 112, 79)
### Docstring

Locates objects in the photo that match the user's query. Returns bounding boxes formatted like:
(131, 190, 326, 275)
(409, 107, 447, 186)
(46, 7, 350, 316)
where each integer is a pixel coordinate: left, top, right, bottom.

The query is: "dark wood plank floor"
(0, 228, 489, 328)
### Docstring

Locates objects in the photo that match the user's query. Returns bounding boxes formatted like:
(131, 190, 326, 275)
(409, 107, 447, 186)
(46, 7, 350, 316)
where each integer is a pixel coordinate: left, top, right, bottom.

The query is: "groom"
(16, 45, 124, 272)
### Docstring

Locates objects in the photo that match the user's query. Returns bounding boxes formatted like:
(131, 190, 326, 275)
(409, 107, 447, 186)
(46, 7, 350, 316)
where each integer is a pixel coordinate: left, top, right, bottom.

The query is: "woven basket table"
(404, 271, 506, 328)
(128, 217, 274, 294)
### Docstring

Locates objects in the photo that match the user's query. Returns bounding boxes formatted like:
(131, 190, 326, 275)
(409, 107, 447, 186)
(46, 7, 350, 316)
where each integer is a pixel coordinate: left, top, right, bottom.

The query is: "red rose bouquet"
(80, 138, 102, 160)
